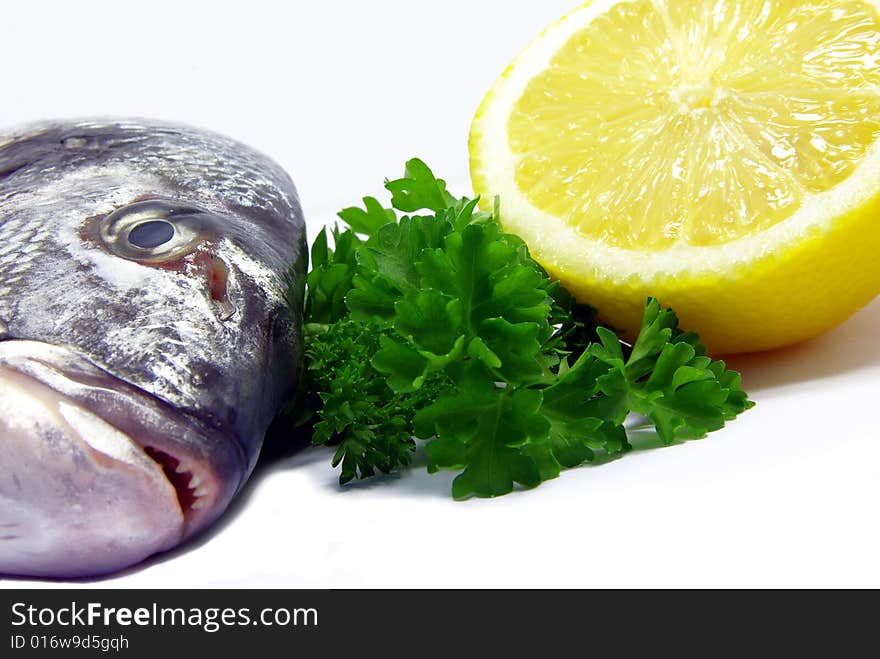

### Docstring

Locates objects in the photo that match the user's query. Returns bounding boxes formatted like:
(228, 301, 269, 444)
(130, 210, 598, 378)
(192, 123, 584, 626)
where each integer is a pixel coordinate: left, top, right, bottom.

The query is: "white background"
(1, 0, 879, 588)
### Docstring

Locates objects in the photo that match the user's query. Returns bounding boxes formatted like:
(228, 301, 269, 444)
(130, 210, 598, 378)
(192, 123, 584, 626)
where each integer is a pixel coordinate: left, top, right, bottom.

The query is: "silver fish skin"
(0, 119, 306, 577)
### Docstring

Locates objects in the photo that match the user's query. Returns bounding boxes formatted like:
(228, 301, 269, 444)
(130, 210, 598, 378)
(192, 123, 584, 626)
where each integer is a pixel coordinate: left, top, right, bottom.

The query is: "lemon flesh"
(471, 0, 880, 353)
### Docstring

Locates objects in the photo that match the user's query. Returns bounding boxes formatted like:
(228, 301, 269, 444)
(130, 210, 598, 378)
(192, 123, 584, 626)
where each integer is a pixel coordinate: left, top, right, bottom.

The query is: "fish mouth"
(0, 340, 246, 578)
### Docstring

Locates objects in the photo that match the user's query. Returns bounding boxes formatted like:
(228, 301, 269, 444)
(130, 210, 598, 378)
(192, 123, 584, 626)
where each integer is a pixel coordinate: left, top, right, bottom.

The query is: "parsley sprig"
(294, 160, 753, 499)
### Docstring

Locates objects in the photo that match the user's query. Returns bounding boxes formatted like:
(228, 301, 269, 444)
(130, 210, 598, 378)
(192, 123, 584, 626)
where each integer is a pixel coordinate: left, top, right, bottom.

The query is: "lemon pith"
(470, 0, 880, 354)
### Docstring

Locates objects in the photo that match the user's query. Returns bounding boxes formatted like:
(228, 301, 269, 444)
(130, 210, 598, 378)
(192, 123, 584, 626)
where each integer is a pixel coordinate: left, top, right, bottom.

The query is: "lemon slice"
(470, 0, 880, 353)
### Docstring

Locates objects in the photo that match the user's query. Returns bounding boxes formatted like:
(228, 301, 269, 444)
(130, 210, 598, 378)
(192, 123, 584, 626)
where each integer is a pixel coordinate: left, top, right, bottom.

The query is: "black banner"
(0, 588, 873, 655)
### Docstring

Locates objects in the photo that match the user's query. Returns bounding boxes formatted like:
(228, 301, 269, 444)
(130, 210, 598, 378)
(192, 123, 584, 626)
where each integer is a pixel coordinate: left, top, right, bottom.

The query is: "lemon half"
(470, 0, 880, 353)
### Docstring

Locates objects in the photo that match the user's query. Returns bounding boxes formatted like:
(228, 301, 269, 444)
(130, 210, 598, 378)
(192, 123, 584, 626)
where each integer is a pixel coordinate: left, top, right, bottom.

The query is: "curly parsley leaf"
(338, 196, 395, 236)
(591, 298, 755, 445)
(385, 158, 457, 213)
(294, 159, 754, 498)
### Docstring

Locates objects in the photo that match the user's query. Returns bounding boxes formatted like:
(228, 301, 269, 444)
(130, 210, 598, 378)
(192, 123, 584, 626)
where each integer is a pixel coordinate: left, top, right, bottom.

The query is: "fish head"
(0, 120, 306, 577)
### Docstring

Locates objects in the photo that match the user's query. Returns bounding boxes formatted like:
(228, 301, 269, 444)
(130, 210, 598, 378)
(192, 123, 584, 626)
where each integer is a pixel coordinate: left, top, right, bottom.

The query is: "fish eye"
(99, 200, 216, 263)
(128, 220, 175, 249)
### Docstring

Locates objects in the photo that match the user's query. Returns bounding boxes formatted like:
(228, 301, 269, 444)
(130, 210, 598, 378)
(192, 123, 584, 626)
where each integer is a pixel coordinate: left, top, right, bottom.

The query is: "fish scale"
(0, 213, 47, 321)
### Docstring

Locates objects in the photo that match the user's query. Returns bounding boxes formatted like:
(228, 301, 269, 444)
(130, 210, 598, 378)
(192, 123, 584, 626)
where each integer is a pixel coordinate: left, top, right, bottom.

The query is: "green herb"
(294, 159, 753, 499)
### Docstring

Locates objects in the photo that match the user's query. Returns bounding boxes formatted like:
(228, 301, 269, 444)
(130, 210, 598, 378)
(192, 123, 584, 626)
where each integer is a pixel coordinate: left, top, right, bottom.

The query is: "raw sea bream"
(0, 119, 306, 577)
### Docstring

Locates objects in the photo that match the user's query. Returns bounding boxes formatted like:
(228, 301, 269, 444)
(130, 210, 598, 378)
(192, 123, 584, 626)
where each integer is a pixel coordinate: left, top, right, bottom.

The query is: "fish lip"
(0, 339, 247, 541)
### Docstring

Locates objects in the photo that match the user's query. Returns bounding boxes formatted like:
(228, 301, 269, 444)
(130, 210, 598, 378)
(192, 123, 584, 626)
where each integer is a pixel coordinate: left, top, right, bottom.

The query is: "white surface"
(1, 0, 879, 588)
